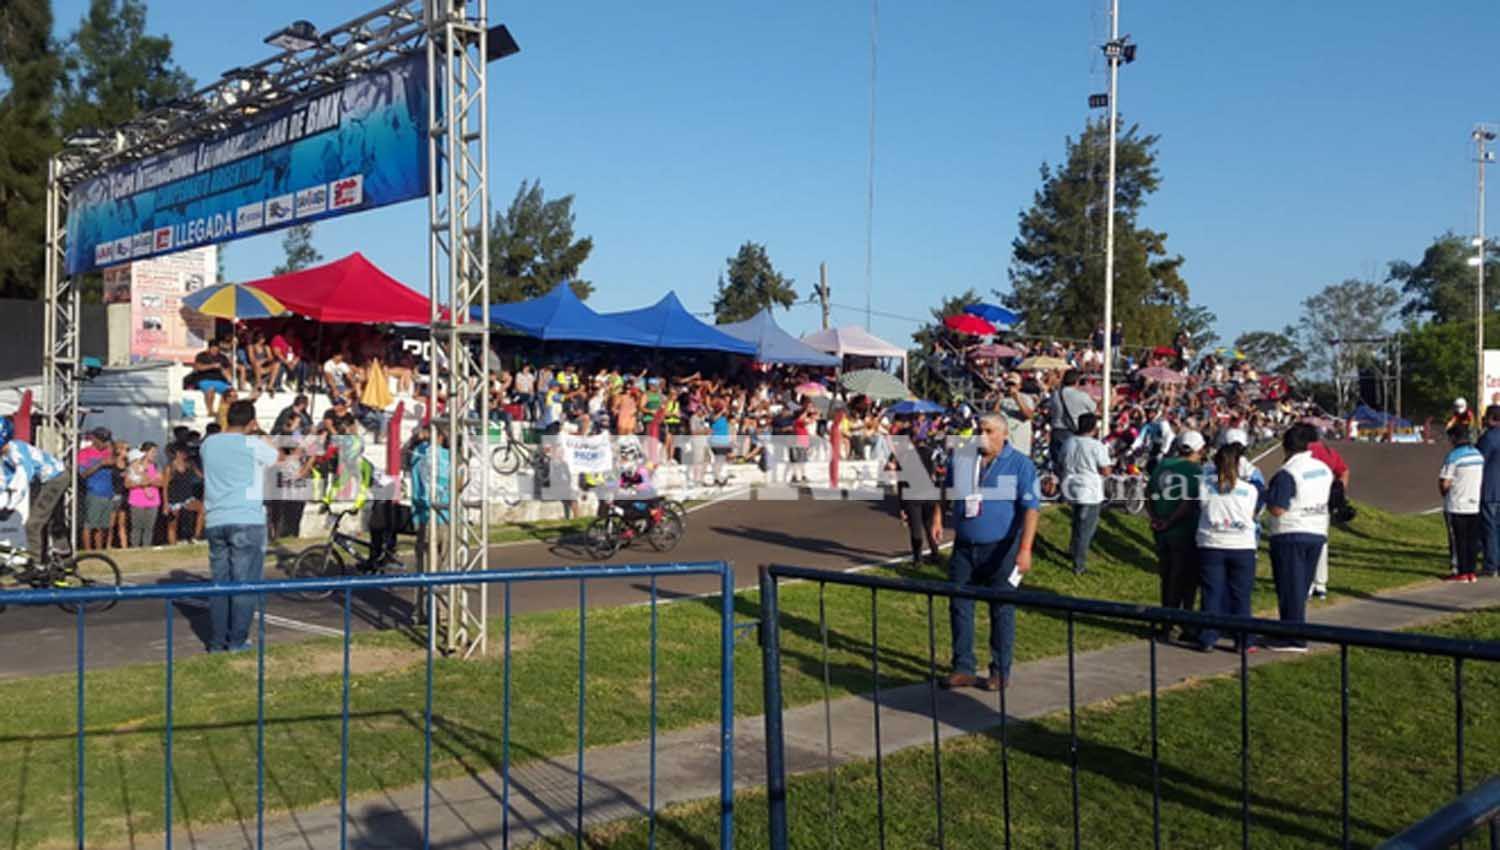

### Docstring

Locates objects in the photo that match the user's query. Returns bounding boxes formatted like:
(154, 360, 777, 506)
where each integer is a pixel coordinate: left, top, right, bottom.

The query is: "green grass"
(0, 501, 1451, 848)
(561, 608, 1500, 850)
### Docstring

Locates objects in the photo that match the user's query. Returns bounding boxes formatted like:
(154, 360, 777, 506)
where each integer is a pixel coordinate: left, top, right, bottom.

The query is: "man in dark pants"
(941, 414, 1040, 692)
(1264, 424, 1333, 652)
(1146, 430, 1204, 641)
(1439, 424, 1483, 581)
(1476, 405, 1500, 577)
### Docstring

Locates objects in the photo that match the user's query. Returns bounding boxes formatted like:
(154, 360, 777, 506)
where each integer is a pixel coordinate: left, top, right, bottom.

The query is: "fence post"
(759, 566, 788, 850)
(720, 562, 736, 850)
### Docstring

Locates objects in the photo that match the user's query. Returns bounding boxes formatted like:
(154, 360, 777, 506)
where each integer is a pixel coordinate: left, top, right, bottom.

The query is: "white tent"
(801, 325, 908, 382)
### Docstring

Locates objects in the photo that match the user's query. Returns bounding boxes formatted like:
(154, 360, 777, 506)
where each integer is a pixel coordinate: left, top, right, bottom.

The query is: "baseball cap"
(1176, 431, 1206, 453)
(90, 426, 112, 441)
(1456, 397, 1469, 412)
(1224, 427, 1249, 447)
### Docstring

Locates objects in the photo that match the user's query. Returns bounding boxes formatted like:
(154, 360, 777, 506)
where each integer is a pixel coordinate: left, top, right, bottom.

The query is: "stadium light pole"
(1098, 1, 1135, 429)
(1474, 125, 1495, 411)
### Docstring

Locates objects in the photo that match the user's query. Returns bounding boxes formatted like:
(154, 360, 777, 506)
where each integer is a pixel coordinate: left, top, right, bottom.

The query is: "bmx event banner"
(103, 247, 218, 363)
(66, 54, 430, 276)
(1484, 350, 1500, 409)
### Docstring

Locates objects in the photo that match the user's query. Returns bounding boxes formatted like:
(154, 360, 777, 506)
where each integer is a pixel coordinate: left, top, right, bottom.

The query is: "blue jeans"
(1197, 547, 1256, 649)
(1069, 502, 1102, 572)
(948, 537, 1019, 679)
(1269, 534, 1324, 647)
(207, 524, 266, 651)
(1482, 502, 1500, 574)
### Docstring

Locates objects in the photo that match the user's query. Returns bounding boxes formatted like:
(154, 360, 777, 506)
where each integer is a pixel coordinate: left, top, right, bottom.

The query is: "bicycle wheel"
(286, 545, 344, 601)
(56, 553, 122, 613)
(648, 513, 684, 553)
(661, 499, 688, 529)
(491, 443, 521, 476)
(585, 516, 622, 561)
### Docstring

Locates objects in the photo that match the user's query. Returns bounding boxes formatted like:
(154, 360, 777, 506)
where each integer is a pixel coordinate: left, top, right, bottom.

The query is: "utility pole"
(1098, 1, 1135, 428)
(1474, 125, 1496, 410)
(816, 262, 831, 329)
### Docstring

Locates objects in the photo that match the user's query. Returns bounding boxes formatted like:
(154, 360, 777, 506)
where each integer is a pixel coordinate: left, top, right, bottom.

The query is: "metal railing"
(1381, 776, 1500, 850)
(757, 564, 1500, 850)
(4, 560, 737, 850)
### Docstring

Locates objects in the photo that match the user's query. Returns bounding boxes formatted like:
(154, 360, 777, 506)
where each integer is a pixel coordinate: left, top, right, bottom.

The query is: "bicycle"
(285, 508, 407, 601)
(490, 426, 539, 476)
(1103, 464, 1148, 514)
(585, 499, 683, 561)
(0, 539, 121, 613)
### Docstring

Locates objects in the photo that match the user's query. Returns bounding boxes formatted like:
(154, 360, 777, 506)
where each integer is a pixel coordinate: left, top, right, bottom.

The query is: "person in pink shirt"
(125, 443, 164, 548)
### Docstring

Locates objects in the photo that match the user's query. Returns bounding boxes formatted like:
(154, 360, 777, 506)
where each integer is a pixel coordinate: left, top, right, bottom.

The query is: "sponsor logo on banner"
(112, 237, 134, 261)
(154, 227, 174, 252)
(267, 194, 295, 225)
(331, 175, 364, 210)
(132, 232, 153, 256)
(94, 243, 113, 266)
(295, 185, 328, 218)
(236, 202, 265, 232)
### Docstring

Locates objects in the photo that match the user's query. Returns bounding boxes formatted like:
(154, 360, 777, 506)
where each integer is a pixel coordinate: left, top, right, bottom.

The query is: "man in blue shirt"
(941, 413, 1041, 691)
(200, 401, 278, 652)
(1477, 405, 1500, 577)
(1264, 424, 1333, 652)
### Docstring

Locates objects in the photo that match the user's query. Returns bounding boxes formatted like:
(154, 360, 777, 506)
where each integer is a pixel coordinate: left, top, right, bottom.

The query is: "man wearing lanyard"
(941, 413, 1041, 691)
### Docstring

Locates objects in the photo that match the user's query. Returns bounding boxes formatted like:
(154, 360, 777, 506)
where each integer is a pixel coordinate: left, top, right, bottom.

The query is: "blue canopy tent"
(716, 308, 840, 366)
(473, 283, 659, 346)
(888, 399, 945, 415)
(1349, 403, 1411, 430)
(601, 292, 756, 355)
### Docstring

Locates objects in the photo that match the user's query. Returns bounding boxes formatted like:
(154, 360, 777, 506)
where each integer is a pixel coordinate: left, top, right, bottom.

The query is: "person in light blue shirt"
(410, 423, 452, 573)
(1439, 424, 1484, 580)
(0, 417, 69, 556)
(940, 413, 1040, 692)
(200, 401, 277, 652)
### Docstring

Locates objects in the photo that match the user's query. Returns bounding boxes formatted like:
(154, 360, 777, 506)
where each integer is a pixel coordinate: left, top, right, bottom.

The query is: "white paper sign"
(562, 434, 614, 475)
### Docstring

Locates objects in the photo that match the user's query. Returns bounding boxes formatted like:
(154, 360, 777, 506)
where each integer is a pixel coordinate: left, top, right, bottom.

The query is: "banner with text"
(1484, 350, 1500, 409)
(65, 54, 429, 275)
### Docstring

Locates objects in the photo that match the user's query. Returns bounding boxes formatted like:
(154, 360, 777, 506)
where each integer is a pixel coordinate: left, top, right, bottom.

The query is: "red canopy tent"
(245, 252, 431, 324)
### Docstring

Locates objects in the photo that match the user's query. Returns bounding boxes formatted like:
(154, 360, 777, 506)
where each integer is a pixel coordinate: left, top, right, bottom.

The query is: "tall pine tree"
(711, 242, 797, 323)
(273, 224, 322, 275)
(487, 179, 594, 302)
(58, 0, 194, 137)
(0, 0, 62, 299)
(1005, 118, 1188, 345)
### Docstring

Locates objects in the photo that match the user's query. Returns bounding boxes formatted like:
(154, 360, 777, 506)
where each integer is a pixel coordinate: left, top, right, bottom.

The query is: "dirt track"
(1254, 439, 1447, 515)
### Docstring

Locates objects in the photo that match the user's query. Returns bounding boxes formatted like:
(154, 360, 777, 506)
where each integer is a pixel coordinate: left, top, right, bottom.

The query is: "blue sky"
(52, 1, 1500, 348)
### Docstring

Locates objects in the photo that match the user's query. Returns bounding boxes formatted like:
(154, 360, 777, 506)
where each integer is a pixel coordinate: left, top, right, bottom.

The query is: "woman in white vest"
(1263, 424, 1333, 652)
(1193, 442, 1264, 652)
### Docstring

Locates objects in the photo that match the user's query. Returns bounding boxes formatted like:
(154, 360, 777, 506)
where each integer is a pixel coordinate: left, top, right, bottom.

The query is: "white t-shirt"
(1061, 435, 1113, 505)
(1196, 470, 1262, 550)
(1440, 445, 1484, 515)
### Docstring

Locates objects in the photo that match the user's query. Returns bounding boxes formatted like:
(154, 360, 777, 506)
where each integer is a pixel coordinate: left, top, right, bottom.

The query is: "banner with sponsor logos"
(65, 54, 429, 276)
(121, 247, 218, 363)
(1484, 350, 1500, 409)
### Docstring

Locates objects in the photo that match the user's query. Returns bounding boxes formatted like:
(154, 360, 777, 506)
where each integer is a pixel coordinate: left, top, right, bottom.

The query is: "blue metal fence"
(4, 560, 738, 850)
(758, 563, 1500, 850)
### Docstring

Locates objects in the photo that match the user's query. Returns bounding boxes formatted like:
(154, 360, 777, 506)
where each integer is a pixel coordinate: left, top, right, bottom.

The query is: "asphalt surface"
(0, 489, 913, 679)
(0, 440, 1448, 680)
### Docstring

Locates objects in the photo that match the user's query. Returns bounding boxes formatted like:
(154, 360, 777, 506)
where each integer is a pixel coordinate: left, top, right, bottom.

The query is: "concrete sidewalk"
(165, 576, 1500, 850)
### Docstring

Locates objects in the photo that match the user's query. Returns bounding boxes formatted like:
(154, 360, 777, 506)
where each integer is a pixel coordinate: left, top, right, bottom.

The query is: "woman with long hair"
(1194, 442, 1265, 652)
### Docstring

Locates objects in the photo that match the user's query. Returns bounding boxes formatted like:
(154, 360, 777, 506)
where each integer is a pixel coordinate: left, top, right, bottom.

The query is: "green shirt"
(1147, 456, 1201, 544)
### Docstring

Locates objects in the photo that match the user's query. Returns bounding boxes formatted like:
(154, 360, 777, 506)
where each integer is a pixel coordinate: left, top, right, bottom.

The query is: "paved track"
(0, 490, 912, 679)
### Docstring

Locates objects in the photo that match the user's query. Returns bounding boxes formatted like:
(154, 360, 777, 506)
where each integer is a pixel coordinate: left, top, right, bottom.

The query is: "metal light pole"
(1100, 0, 1124, 428)
(1474, 126, 1495, 410)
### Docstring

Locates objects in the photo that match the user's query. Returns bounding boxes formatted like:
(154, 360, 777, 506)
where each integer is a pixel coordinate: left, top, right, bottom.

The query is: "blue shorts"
(199, 379, 231, 393)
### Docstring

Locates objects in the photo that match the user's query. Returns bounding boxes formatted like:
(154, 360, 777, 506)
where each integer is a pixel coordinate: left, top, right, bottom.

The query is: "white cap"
(1224, 427, 1249, 447)
(1177, 431, 1206, 453)
(1456, 397, 1469, 412)
(127, 448, 144, 462)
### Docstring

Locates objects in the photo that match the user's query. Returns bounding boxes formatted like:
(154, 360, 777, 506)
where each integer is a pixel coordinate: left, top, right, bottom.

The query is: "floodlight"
(486, 25, 520, 62)
(1088, 93, 1109, 109)
(265, 20, 322, 52)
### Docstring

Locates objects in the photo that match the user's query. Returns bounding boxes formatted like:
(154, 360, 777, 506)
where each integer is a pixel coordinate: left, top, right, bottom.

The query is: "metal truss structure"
(43, 0, 496, 656)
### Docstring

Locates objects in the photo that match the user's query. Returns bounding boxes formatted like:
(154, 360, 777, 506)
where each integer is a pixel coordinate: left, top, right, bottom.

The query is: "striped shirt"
(5, 440, 65, 484)
(1440, 445, 1484, 515)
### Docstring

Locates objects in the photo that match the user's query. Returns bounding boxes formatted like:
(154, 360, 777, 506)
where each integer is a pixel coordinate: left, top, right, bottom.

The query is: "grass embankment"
(0, 501, 1450, 847)
(560, 608, 1500, 850)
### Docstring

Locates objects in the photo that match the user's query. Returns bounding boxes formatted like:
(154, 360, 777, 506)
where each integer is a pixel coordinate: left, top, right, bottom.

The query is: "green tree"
(711, 241, 796, 323)
(0, 0, 62, 299)
(1005, 117, 1188, 345)
(487, 179, 593, 302)
(1389, 233, 1500, 324)
(1171, 300, 1219, 352)
(1296, 279, 1400, 412)
(57, 0, 194, 137)
(272, 223, 322, 275)
(1233, 327, 1306, 377)
(1400, 317, 1500, 421)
